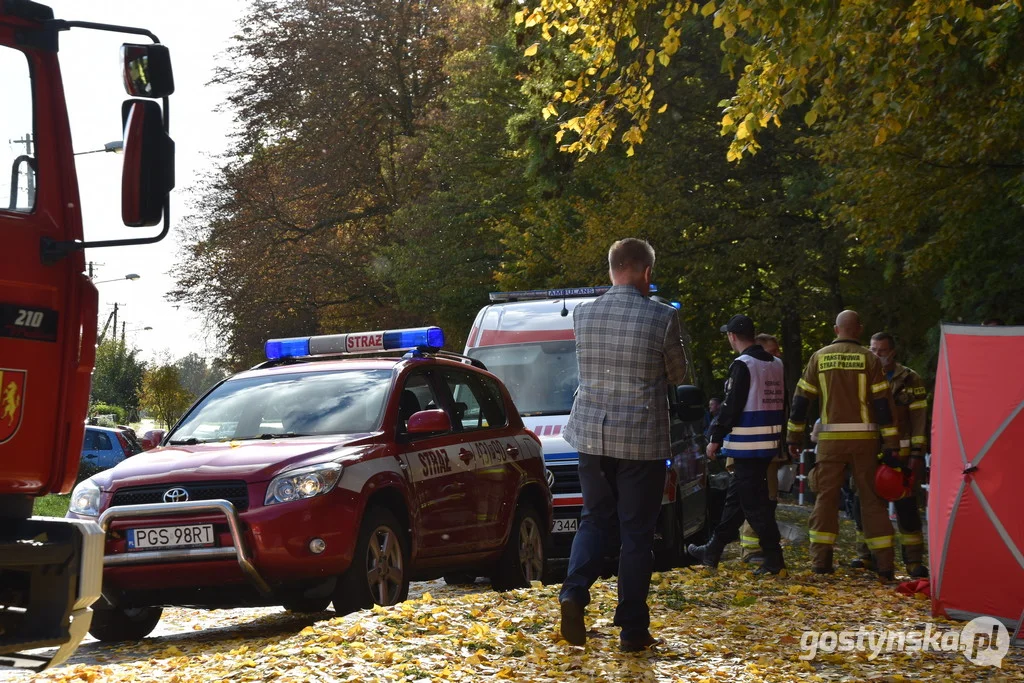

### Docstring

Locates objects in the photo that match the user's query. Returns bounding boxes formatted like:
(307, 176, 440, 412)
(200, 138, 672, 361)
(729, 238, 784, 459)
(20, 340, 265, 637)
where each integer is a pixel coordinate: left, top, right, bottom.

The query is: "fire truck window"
(0, 47, 35, 213)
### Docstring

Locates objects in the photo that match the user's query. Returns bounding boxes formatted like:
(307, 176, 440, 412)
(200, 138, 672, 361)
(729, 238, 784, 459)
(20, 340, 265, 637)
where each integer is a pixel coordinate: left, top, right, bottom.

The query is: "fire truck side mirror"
(121, 44, 175, 98)
(120, 99, 175, 227)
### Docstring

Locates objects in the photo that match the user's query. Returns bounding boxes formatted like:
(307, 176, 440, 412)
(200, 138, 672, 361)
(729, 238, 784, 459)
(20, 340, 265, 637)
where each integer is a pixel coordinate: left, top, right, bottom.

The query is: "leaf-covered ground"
(21, 508, 1024, 682)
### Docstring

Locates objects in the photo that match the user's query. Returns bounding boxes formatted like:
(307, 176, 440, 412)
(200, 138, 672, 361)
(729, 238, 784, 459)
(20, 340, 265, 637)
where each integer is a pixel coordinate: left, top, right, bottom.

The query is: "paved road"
(0, 578, 451, 680)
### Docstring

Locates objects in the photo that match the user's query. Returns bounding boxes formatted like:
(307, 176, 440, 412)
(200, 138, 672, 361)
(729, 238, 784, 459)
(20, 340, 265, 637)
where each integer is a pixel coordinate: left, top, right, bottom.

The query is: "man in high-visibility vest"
(849, 332, 930, 578)
(738, 333, 789, 563)
(787, 310, 901, 579)
(687, 315, 786, 575)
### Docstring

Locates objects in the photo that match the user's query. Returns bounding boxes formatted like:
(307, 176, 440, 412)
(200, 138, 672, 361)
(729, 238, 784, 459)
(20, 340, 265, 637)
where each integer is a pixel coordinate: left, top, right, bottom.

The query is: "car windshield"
(467, 341, 577, 416)
(168, 368, 391, 443)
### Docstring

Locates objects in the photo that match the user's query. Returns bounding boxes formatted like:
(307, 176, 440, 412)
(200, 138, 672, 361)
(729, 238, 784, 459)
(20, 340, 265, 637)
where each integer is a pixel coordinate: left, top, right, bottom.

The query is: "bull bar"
(97, 499, 272, 596)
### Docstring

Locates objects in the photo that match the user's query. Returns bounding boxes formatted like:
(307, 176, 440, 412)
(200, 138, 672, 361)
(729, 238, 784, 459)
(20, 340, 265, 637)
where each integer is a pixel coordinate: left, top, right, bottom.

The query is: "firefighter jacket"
(787, 338, 900, 458)
(889, 363, 928, 456)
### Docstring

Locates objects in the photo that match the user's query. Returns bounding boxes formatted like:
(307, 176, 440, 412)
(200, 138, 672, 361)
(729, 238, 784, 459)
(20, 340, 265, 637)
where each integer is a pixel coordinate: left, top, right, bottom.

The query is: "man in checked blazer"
(559, 238, 688, 653)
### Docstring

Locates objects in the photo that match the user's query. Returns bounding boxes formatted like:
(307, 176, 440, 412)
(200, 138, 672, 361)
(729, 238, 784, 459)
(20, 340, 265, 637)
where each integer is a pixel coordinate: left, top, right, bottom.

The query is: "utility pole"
(11, 133, 35, 206)
(112, 302, 118, 341)
(88, 261, 94, 279)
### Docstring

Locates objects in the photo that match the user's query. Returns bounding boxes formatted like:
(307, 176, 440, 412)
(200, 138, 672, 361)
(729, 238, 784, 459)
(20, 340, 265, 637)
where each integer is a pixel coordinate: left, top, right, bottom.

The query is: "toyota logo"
(163, 487, 189, 503)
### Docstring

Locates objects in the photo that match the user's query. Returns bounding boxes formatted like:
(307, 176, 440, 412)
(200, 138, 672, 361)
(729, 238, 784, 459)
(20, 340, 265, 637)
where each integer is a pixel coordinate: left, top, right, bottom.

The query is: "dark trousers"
(710, 457, 783, 561)
(559, 453, 666, 641)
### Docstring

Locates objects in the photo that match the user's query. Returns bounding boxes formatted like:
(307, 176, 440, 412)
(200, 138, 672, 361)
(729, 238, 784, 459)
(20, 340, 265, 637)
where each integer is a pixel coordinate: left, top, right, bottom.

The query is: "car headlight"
(69, 479, 102, 517)
(264, 463, 343, 506)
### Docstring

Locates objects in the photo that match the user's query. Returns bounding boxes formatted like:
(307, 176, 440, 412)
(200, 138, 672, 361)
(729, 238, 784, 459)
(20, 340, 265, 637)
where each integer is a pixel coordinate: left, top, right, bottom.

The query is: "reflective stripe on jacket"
(722, 354, 785, 459)
(889, 363, 928, 454)
(787, 338, 900, 456)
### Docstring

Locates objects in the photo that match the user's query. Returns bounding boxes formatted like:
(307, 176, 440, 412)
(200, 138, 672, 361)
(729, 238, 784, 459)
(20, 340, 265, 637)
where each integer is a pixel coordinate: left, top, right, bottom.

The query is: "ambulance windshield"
(468, 341, 578, 416)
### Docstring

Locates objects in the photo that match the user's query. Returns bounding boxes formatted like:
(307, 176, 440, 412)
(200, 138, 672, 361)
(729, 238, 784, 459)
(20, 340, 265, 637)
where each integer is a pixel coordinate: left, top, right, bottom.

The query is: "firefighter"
(849, 332, 929, 578)
(787, 310, 901, 580)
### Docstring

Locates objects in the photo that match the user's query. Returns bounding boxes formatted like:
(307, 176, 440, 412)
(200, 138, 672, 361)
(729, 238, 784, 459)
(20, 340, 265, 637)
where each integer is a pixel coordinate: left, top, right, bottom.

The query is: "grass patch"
(33, 494, 70, 518)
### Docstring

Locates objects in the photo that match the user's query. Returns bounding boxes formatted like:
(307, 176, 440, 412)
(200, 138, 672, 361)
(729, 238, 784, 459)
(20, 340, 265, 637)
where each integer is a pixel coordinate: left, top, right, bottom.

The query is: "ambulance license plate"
(552, 518, 578, 534)
(127, 524, 215, 550)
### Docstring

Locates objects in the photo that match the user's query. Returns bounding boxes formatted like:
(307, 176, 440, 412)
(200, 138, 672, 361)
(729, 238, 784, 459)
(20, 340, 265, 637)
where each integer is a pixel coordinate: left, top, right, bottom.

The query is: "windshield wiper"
(168, 437, 205, 445)
(234, 432, 310, 441)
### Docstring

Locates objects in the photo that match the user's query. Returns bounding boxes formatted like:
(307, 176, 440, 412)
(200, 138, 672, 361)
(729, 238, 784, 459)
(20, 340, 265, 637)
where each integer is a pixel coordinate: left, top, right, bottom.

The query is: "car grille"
(109, 481, 250, 512)
(547, 465, 579, 496)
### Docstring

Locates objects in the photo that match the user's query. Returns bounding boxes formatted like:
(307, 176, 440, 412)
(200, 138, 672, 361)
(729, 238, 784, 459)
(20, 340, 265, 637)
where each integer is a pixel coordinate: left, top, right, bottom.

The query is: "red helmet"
(875, 464, 915, 501)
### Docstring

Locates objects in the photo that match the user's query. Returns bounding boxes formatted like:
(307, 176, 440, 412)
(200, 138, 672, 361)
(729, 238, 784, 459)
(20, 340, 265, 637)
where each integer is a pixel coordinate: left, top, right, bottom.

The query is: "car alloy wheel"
(518, 515, 544, 583)
(366, 523, 405, 605)
(492, 502, 545, 591)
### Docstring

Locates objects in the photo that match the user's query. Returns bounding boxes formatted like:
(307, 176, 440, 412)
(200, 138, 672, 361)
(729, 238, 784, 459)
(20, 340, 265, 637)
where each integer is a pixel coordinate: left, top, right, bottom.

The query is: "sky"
(46, 0, 249, 364)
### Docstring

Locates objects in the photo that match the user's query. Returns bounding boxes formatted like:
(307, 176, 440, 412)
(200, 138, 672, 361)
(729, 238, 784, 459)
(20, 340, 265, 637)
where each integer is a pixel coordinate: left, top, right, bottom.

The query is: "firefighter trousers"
(808, 454, 894, 572)
(740, 459, 779, 559)
(853, 493, 924, 567)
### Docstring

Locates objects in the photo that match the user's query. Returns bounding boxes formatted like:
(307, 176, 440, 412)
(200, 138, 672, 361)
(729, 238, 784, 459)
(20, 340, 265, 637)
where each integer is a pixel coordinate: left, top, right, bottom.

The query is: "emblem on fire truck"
(0, 368, 26, 444)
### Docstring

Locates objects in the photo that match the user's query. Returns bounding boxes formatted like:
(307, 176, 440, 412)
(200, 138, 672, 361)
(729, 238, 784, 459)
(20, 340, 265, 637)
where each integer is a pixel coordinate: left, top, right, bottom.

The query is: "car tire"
(491, 502, 545, 591)
(333, 506, 409, 615)
(281, 595, 332, 613)
(443, 573, 476, 586)
(88, 605, 163, 642)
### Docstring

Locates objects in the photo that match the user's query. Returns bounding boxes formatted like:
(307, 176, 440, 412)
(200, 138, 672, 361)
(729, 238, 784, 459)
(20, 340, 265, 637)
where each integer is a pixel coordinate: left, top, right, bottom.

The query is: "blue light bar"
(383, 326, 444, 350)
(489, 284, 658, 302)
(671, 301, 681, 310)
(265, 337, 311, 360)
(265, 326, 445, 360)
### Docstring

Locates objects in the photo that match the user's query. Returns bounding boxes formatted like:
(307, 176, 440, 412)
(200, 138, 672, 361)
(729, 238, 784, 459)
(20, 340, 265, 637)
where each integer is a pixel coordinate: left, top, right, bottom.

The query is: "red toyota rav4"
(66, 327, 551, 641)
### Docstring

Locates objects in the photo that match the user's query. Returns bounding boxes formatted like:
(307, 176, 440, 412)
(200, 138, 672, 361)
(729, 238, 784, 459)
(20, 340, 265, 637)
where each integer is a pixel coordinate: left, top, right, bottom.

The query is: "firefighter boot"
(812, 548, 834, 575)
(850, 532, 874, 569)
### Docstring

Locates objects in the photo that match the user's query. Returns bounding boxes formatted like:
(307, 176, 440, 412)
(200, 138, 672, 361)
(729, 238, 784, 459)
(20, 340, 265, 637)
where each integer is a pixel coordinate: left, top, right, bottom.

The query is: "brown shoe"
(560, 599, 586, 646)
(620, 633, 664, 652)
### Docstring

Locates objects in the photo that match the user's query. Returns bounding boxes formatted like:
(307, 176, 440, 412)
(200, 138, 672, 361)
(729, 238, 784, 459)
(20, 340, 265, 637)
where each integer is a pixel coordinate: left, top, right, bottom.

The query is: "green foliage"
(174, 0, 1020, 404)
(91, 339, 146, 413)
(175, 353, 228, 399)
(140, 366, 195, 430)
(33, 494, 70, 518)
(89, 402, 127, 425)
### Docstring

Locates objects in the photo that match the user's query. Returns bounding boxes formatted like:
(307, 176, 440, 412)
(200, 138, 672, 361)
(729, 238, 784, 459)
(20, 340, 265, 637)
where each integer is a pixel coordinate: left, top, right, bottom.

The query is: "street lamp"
(92, 273, 140, 285)
(73, 140, 124, 156)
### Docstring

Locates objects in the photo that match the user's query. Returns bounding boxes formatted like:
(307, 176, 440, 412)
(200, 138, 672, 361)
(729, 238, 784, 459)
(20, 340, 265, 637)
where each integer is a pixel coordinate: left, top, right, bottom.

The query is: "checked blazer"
(563, 285, 688, 461)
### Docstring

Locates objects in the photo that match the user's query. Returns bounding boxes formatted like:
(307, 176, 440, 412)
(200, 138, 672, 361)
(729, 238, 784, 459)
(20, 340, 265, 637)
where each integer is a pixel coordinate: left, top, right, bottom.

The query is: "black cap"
(720, 314, 755, 338)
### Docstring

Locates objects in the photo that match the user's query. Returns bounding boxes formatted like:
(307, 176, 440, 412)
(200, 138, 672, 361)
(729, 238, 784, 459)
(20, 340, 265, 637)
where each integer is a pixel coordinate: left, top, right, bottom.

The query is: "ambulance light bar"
(489, 284, 658, 302)
(265, 326, 445, 360)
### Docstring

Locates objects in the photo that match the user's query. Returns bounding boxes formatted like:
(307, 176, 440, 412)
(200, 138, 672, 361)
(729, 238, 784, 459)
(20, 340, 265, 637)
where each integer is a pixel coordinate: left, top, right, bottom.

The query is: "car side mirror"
(675, 385, 706, 422)
(121, 99, 175, 227)
(407, 409, 452, 435)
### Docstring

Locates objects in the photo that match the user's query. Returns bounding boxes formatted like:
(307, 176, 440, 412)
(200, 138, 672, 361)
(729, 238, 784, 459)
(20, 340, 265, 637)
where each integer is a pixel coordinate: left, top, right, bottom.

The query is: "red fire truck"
(0, 0, 174, 670)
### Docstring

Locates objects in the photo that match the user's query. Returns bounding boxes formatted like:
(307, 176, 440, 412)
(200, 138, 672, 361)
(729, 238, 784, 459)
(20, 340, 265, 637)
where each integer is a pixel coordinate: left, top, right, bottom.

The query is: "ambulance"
(465, 287, 708, 575)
